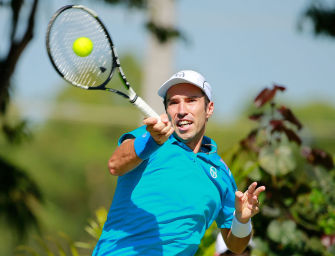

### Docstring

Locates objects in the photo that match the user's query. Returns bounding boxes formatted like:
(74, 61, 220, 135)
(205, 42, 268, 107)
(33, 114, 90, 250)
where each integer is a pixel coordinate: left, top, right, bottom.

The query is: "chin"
(175, 133, 193, 143)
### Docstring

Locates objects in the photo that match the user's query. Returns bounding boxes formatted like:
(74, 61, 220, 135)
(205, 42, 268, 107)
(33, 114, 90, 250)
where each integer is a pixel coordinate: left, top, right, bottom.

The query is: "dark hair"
(163, 90, 210, 110)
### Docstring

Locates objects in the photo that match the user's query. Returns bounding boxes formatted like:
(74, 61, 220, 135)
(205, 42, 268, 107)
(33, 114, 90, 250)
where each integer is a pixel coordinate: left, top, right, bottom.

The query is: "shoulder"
(118, 125, 147, 146)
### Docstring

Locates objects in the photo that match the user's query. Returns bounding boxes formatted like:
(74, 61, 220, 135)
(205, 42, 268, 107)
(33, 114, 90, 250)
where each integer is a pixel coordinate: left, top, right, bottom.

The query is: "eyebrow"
(166, 95, 203, 102)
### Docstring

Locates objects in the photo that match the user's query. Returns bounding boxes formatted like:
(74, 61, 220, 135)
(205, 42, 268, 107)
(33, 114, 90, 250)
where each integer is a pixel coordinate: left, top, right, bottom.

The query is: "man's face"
(165, 83, 214, 148)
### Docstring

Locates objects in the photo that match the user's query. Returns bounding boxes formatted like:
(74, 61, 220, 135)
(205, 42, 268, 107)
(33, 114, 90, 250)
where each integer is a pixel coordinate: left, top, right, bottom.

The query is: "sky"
(4, 0, 335, 123)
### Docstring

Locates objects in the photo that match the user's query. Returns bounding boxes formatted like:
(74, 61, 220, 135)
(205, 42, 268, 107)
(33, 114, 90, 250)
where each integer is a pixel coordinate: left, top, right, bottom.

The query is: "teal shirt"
(93, 126, 237, 256)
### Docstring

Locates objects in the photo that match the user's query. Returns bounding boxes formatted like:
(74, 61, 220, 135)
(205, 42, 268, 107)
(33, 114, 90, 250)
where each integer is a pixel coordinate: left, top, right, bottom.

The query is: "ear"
(206, 101, 214, 119)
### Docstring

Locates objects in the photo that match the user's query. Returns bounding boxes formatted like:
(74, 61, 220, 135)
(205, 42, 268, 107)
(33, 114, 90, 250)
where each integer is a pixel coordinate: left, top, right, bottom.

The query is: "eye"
(187, 97, 198, 103)
(167, 100, 178, 105)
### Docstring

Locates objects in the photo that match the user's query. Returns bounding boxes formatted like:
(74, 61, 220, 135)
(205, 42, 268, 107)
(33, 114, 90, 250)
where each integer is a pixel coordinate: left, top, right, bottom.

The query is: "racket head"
(46, 5, 116, 89)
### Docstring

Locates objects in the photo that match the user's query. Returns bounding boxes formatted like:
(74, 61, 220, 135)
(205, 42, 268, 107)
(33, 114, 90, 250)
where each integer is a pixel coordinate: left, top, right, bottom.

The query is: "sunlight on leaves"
(258, 145, 296, 176)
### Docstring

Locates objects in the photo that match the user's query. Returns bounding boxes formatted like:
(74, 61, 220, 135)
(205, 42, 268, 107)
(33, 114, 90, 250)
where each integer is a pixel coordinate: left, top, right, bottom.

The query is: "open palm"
(235, 182, 266, 223)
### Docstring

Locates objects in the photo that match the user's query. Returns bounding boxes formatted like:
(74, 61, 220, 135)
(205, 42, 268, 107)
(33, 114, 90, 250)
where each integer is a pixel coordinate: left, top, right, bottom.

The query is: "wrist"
(234, 212, 249, 224)
(134, 132, 161, 160)
(231, 212, 252, 238)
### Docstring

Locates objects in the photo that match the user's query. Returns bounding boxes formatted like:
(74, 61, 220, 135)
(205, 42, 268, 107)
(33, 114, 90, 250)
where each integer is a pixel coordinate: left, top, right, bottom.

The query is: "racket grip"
(132, 96, 161, 121)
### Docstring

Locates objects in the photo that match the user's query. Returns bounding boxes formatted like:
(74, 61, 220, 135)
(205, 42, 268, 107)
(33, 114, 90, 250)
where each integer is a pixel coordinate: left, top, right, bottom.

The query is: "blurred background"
(0, 0, 334, 255)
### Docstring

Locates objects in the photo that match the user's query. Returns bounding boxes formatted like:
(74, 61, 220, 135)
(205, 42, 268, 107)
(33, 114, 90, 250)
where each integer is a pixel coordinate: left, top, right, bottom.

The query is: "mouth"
(176, 119, 193, 130)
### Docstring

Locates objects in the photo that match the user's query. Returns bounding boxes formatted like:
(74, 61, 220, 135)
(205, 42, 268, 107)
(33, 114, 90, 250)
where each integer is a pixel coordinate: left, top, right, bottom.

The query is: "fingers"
(254, 185, 266, 197)
(143, 114, 169, 127)
(247, 183, 265, 211)
(146, 119, 172, 136)
(244, 183, 265, 207)
(160, 114, 170, 124)
(235, 182, 265, 222)
(247, 182, 266, 197)
(235, 191, 244, 200)
(143, 114, 174, 145)
(247, 182, 257, 195)
(143, 116, 159, 126)
(234, 191, 244, 211)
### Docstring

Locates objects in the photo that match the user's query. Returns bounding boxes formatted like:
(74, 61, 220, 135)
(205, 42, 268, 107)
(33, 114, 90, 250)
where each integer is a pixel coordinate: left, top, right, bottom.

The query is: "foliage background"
(1, 0, 335, 255)
(2, 74, 335, 255)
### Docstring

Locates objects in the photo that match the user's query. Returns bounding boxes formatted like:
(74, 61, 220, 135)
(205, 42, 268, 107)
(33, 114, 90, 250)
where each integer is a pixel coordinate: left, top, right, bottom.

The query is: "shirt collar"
(168, 134, 228, 171)
(199, 136, 217, 154)
(168, 134, 218, 154)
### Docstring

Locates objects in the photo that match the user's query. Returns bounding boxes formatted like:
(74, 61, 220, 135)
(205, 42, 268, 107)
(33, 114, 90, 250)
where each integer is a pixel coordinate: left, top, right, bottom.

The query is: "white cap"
(158, 70, 212, 101)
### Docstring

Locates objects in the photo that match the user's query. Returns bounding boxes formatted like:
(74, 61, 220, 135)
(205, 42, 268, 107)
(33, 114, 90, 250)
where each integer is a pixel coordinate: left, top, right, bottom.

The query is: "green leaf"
(267, 220, 305, 247)
(309, 188, 324, 205)
(45, 236, 66, 256)
(74, 241, 94, 249)
(251, 237, 271, 256)
(57, 232, 79, 256)
(85, 207, 108, 240)
(15, 245, 40, 256)
(245, 161, 262, 181)
(95, 207, 108, 228)
(34, 236, 54, 256)
(259, 145, 296, 176)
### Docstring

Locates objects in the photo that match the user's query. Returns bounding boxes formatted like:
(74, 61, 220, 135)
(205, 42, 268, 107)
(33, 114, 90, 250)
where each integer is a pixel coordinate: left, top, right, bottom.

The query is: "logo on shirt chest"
(210, 166, 217, 179)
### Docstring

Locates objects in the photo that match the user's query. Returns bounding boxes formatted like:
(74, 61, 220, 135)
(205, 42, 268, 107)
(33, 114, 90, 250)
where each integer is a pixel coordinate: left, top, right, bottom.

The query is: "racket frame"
(46, 5, 160, 119)
(46, 5, 131, 99)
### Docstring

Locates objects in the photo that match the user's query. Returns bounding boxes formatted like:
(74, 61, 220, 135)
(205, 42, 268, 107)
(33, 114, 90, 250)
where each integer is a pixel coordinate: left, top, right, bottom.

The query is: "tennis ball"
(72, 37, 93, 57)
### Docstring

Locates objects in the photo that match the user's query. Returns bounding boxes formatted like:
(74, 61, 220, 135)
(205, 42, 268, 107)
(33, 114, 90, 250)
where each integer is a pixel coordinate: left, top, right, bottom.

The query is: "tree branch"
(0, 0, 39, 114)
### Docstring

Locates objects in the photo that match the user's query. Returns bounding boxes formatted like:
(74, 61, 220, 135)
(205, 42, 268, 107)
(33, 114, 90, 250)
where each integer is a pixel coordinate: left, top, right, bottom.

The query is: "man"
(93, 70, 265, 255)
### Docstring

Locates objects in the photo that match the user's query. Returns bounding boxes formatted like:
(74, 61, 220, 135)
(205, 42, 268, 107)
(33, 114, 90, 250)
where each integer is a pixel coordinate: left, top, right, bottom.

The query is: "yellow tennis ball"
(72, 37, 93, 57)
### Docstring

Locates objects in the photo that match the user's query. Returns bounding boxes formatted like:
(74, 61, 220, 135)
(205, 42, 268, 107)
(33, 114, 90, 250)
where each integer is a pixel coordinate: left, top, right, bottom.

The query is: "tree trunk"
(142, 0, 176, 115)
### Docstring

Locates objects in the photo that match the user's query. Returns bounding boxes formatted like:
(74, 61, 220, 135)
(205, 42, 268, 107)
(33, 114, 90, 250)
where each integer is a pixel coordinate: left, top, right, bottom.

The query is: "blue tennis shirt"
(93, 126, 237, 256)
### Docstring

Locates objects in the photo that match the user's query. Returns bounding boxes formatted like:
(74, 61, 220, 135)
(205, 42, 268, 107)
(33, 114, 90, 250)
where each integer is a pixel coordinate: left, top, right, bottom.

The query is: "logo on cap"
(174, 71, 185, 78)
(203, 81, 209, 89)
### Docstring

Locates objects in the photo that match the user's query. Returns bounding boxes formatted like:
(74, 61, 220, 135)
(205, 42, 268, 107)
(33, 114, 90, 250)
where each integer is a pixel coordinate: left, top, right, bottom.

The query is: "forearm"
(108, 115, 173, 176)
(108, 139, 142, 176)
(221, 182, 265, 254)
(221, 228, 251, 254)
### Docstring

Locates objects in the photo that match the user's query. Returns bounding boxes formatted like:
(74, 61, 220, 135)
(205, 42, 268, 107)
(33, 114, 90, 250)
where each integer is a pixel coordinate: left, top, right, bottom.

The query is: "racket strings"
(48, 7, 113, 88)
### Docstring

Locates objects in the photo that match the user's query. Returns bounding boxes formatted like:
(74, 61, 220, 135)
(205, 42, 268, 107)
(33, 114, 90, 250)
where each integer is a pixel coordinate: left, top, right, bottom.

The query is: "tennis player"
(93, 70, 265, 255)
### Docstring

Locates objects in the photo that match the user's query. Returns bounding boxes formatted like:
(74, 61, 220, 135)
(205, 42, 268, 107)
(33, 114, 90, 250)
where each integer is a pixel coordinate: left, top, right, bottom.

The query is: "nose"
(177, 101, 187, 117)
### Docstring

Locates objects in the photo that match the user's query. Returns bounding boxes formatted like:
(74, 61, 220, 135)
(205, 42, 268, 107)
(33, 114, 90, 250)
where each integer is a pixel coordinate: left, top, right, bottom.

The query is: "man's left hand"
(235, 182, 266, 223)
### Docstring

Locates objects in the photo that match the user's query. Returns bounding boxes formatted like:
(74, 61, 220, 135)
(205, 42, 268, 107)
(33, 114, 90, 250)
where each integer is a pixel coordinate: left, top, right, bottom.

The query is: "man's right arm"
(108, 138, 141, 176)
(108, 115, 174, 176)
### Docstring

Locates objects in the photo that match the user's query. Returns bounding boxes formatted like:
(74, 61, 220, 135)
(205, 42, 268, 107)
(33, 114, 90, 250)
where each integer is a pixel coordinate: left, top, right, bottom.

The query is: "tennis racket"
(46, 5, 160, 120)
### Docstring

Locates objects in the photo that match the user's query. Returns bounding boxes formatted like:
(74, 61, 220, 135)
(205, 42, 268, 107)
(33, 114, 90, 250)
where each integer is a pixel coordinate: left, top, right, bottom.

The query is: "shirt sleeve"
(215, 166, 237, 229)
(118, 125, 147, 146)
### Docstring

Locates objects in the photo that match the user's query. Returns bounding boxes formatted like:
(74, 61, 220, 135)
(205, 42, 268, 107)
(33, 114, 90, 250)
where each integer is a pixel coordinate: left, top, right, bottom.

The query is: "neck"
(173, 132, 204, 153)
(173, 124, 207, 153)
(186, 126, 206, 153)
(187, 138, 203, 153)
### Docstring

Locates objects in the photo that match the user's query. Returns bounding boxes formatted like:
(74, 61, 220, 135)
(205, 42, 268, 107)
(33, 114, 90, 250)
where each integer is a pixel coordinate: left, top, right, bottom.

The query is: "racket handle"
(132, 96, 161, 121)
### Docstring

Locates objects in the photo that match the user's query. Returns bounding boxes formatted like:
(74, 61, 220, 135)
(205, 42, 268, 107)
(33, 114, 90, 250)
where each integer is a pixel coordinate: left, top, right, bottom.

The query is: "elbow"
(229, 247, 246, 255)
(221, 228, 250, 255)
(108, 158, 123, 176)
(224, 243, 241, 255)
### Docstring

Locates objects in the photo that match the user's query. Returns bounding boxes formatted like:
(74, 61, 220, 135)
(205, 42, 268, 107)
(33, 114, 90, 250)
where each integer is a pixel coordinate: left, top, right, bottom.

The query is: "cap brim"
(158, 78, 202, 98)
